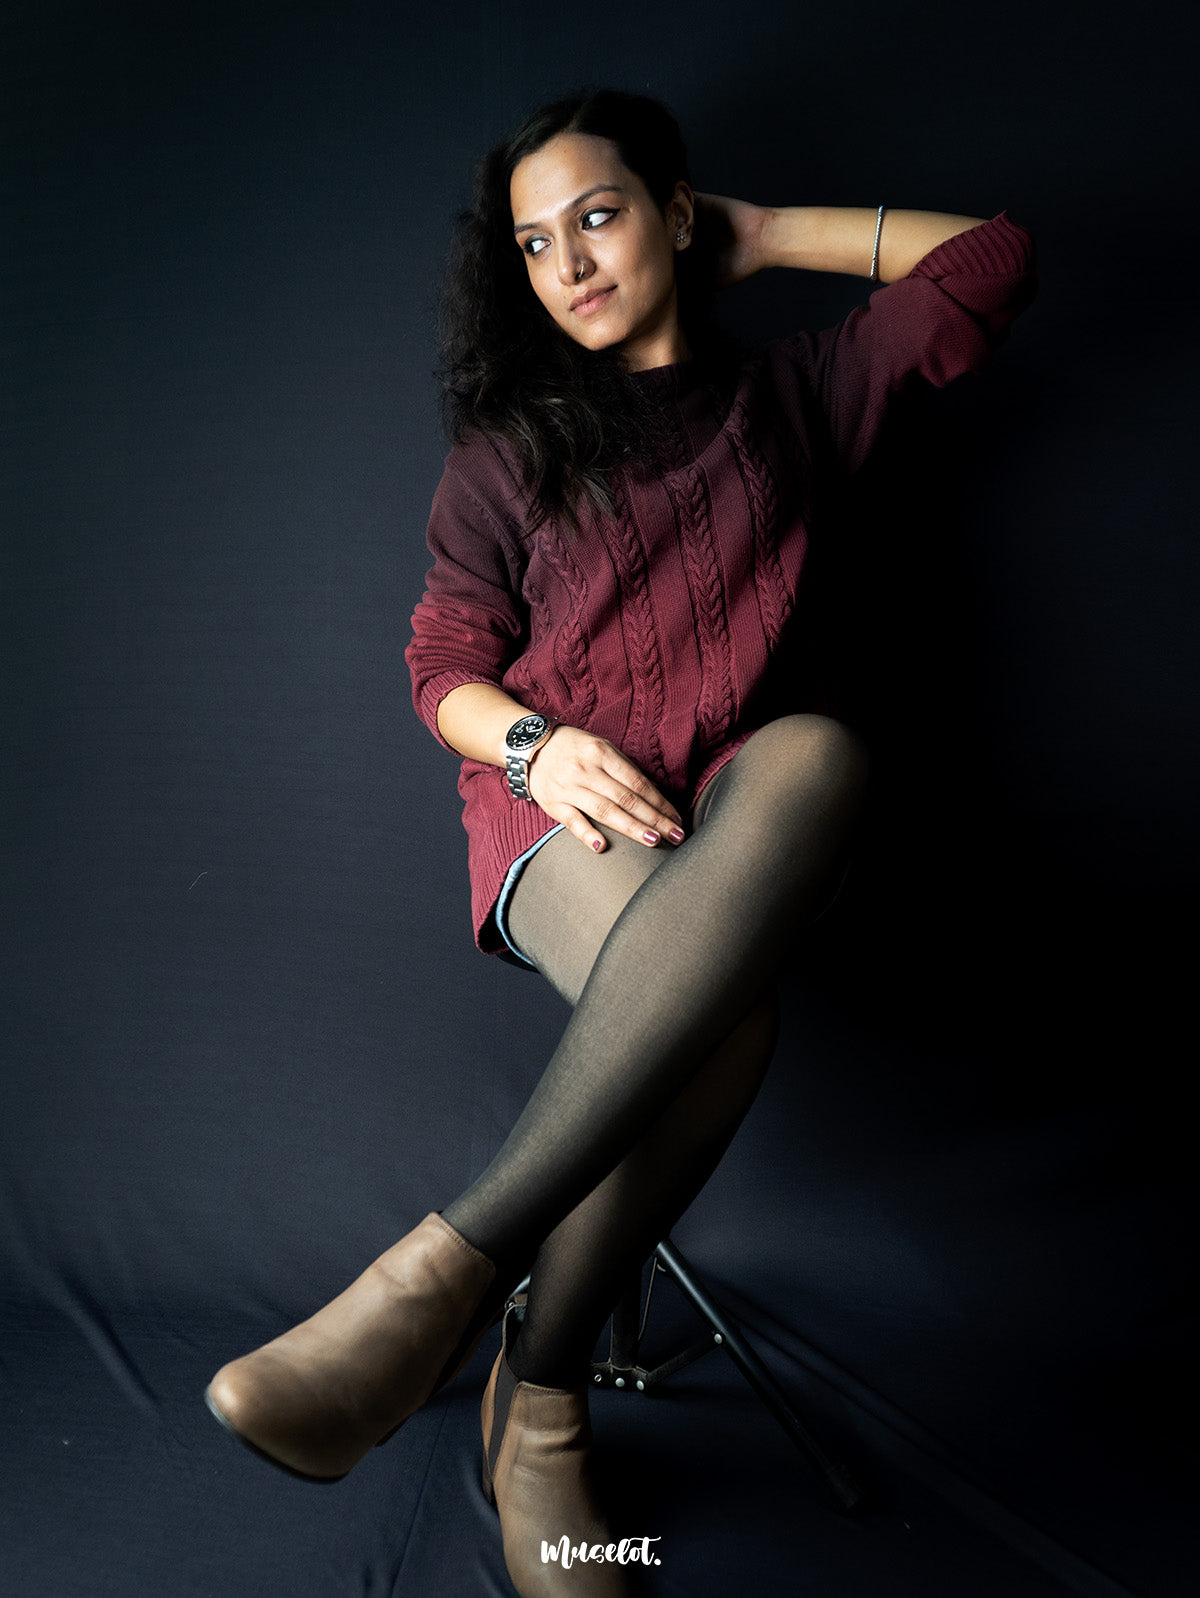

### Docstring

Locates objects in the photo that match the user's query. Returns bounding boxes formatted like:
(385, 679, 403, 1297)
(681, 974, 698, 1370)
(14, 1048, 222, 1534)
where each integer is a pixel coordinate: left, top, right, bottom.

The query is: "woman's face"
(510, 132, 693, 372)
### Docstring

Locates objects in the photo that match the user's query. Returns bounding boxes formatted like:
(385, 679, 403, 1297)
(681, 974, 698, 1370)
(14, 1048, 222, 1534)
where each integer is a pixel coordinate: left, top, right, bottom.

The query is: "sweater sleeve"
(779, 211, 1037, 473)
(405, 440, 529, 749)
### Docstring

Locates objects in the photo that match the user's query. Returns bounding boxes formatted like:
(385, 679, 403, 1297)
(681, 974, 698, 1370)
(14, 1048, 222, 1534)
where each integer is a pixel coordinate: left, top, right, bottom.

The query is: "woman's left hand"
(694, 193, 772, 288)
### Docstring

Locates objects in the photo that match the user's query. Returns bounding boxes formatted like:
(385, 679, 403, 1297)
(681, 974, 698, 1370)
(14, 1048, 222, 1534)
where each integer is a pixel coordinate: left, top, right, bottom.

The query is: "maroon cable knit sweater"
(407, 212, 1036, 954)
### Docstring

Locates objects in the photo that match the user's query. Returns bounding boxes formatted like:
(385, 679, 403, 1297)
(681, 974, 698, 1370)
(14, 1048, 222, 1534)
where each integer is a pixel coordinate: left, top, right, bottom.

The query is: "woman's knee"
(766, 711, 866, 768)
(731, 714, 869, 811)
(795, 713, 869, 801)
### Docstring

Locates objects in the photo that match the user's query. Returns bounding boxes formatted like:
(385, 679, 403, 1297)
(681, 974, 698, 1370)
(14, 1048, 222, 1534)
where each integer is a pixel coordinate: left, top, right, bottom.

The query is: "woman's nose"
(557, 245, 591, 286)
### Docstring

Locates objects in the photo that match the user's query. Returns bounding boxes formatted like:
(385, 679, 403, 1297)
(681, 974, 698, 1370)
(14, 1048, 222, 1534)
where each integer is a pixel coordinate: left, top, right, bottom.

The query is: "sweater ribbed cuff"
(417, 668, 506, 752)
(910, 211, 1035, 282)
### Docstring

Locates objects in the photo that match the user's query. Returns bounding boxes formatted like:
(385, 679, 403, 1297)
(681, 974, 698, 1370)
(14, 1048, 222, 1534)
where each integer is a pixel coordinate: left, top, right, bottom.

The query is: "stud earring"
(675, 230, 689, 245)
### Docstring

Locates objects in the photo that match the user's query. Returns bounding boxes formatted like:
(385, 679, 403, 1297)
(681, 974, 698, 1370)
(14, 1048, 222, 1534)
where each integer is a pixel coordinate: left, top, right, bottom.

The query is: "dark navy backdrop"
(3, 2, 1196, 1593)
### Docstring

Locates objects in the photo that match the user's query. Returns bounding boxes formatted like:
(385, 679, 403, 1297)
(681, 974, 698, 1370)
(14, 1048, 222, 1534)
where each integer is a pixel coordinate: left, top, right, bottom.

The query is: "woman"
(207, 90, 1035, 1596)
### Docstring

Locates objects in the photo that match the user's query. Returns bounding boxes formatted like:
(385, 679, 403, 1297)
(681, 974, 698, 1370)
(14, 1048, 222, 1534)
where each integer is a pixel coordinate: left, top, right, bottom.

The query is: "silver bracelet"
(869, 204, 885, 283)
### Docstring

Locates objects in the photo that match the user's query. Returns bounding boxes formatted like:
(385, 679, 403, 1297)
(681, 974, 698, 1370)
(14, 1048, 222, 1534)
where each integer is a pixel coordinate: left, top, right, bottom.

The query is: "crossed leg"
(442, 714, 869, 1382)
(202, 714, 867, 1497)
(502, 821, 779, 1387)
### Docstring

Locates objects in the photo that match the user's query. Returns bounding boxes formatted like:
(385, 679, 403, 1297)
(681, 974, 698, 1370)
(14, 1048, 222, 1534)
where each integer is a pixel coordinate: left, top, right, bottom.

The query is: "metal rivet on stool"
(587, 1237, 864, 1514)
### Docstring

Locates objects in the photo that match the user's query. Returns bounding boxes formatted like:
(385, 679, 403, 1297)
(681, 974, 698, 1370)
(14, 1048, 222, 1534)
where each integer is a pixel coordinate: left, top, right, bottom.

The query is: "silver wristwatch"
(504, 713, 556, 801)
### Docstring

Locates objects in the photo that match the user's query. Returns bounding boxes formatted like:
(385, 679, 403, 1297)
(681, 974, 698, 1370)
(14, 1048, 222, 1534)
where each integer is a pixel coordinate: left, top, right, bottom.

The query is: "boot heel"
(480, 1295, 523, 1506)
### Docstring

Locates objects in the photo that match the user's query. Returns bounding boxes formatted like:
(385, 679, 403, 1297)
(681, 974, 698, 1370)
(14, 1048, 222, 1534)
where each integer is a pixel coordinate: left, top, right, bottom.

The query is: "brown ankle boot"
(481, 1320, 633, 1597)
(205, 1212, 496, 1481)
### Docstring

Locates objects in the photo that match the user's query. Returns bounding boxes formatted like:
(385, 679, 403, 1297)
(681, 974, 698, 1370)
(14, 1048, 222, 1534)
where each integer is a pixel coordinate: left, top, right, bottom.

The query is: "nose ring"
(575, 262, 585, 280)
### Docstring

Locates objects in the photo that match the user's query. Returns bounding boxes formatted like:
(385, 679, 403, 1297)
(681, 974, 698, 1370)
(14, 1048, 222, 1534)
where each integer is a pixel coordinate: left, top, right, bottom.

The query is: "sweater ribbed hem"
(469, 775, 563, 952)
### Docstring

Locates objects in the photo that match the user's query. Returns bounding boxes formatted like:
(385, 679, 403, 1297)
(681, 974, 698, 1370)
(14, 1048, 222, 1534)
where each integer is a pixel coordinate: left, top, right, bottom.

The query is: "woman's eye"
(581, 208, 616, 231)
(524, 236, 550, 258)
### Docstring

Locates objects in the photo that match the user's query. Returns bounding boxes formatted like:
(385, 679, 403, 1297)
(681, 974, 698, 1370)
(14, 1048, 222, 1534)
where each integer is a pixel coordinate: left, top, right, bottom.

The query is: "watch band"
(505, 749, 537, 801)
(504, 714, 556, 801)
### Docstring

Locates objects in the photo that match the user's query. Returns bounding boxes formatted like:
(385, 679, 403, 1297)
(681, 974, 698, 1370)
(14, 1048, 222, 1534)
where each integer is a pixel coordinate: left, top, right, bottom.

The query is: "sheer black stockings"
(440, 714, 868, 1387)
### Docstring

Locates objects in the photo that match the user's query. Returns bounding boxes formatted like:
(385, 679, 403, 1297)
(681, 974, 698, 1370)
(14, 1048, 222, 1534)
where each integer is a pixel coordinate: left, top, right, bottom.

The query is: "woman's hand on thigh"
(527, 727, 685, 853)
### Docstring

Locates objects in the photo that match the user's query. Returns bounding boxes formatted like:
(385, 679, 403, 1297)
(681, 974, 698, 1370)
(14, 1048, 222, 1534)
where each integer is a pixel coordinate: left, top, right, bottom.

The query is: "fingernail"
(643, 830, 660, 846)
(591, 838, 604, 853)
(668, 826, 685, 844)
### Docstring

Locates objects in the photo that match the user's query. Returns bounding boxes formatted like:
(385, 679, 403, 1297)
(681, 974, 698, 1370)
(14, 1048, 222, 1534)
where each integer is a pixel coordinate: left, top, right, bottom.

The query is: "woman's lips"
(570, 287, 614, 317)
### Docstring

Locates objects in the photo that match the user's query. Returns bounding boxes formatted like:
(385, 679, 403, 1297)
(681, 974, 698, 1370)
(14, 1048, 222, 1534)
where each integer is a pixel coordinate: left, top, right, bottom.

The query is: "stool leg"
(653, 1240, 865, 1512)
(608, 1265, 644, 1373)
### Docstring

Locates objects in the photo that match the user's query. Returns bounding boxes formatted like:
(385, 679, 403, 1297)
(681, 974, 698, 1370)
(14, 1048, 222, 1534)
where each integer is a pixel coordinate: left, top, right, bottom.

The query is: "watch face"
(507, 714, 549, 752)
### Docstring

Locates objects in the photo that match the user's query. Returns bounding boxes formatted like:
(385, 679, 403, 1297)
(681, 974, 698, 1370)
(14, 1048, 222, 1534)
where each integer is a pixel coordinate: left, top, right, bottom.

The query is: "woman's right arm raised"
(436, 682, 685, 854)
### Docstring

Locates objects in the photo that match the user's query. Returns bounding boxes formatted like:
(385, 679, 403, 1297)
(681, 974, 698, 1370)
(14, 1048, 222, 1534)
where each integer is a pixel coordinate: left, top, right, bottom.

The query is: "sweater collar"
(629, 357, 702, 402)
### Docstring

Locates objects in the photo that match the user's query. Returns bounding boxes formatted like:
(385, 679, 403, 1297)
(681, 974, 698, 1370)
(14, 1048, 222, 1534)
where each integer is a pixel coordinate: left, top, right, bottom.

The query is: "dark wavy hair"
(439, 89, 721, 531)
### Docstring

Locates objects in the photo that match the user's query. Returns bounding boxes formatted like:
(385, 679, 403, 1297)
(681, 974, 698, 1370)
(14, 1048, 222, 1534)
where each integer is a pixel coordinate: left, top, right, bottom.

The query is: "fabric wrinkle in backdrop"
(2, 3, 1196, 1595)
